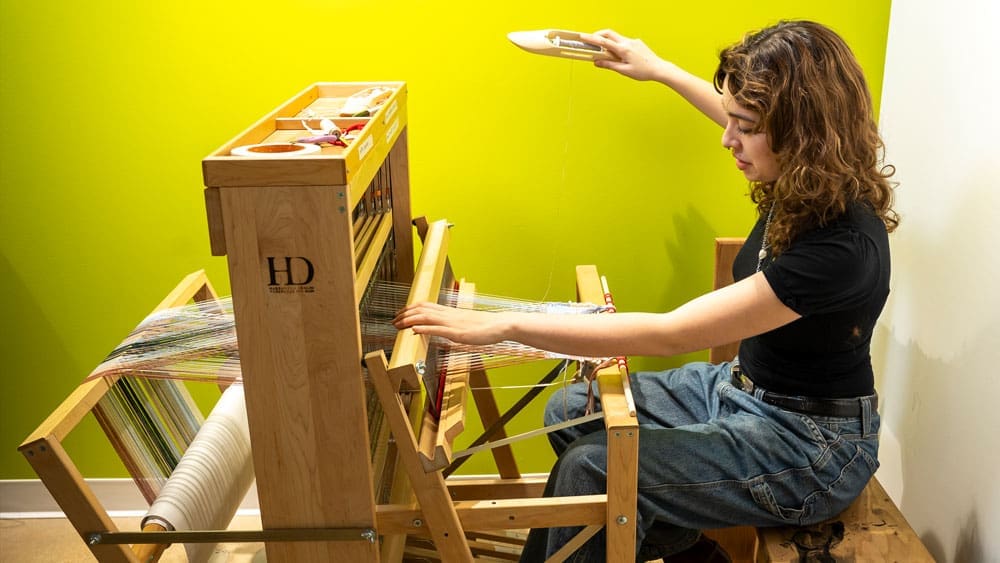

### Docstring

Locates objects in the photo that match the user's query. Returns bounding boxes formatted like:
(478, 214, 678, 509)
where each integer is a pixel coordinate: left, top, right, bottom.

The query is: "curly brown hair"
(713, 20, 898, 254)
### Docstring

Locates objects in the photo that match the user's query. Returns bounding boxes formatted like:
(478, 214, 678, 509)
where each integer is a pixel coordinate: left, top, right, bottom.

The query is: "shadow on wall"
(923, 509, 989, 563)
(662, 204, 718, 303)
(873, 318, 1000, 563)
(870, 151, 1000, 562)
(1, 254, 119, 477)
(633, 204, 726, 372)
(953, 510, 986, 563)
(876, 160, 999, 365)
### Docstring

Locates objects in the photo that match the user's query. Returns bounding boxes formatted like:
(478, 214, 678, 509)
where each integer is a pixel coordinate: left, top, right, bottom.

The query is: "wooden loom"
(20, 82, 640, 562)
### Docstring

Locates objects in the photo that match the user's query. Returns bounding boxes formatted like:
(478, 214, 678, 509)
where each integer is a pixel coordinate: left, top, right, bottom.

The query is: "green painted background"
(1, 1, 890, 479)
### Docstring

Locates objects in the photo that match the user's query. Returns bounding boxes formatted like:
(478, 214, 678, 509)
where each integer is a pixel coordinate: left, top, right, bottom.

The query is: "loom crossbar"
(21, 80, 643, 562)
(87, 527, 377, 545)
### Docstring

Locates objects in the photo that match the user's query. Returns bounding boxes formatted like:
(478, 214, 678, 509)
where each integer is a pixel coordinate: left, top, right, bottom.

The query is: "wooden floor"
(0, 514, 266, 563)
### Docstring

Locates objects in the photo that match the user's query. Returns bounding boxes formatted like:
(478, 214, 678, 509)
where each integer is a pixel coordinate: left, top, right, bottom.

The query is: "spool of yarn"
(141, 385, 254, 563)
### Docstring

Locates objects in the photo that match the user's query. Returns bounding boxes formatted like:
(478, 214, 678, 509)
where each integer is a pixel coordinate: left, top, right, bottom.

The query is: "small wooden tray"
(202, 82, 407, 192)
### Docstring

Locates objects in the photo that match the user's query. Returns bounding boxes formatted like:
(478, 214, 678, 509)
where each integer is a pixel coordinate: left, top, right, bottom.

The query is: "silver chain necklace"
(756, 205, 774, 272)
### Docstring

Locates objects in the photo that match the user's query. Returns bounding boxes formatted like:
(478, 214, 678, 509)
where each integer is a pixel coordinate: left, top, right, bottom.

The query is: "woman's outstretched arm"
(393, 272, 799, 359)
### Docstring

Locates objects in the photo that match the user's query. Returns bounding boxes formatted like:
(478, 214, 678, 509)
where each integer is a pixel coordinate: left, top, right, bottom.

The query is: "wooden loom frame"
(19, 81, 641, 562)
(198, 81, 641, 562)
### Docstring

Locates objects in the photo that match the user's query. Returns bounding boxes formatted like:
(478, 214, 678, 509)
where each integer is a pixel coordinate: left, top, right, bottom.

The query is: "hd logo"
(266, 257, 315, 294)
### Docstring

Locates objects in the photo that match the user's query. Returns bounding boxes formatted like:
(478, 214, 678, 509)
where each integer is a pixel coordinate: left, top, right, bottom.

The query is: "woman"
(395, 20, 897, 562)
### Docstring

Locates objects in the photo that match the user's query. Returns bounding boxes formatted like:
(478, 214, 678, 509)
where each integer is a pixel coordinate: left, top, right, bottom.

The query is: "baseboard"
(0, 478, 259, 519)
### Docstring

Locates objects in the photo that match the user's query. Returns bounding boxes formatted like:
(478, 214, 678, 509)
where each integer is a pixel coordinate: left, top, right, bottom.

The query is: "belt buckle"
(731, 364, 755, 393)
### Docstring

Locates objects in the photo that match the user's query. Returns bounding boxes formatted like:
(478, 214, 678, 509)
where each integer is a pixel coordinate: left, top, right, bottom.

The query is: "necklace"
(756, 205, 774, 272)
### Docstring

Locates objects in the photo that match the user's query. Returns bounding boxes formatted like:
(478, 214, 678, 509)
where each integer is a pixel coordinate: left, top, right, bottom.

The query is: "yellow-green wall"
(1, 1, 891, 479)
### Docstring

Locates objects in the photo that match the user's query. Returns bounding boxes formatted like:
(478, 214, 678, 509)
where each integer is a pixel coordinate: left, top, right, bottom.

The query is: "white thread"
(539, 60, 576, 303)
(468, 381, 567, 391)
(451, 411, 604, 459)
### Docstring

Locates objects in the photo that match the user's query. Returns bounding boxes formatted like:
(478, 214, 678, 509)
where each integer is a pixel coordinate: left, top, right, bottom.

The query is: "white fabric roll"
(143, 385, 254, 563)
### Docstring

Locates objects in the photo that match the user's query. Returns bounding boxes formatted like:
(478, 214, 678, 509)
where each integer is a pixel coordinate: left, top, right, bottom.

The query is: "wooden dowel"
(131, 522, 169, 563)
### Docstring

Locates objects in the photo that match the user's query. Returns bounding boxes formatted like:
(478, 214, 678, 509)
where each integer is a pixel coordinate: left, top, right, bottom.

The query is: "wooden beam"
(445, 477, 547, 501)
(375, 494, 608, 534)
(709, 238, 745, 363)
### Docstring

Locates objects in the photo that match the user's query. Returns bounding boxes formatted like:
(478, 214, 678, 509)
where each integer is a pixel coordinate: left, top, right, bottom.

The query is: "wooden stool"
(755, 478, 934, 562)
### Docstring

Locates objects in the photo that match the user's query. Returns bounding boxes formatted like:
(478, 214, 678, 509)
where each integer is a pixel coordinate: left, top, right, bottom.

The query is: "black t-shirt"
(733, 203, 890, 398)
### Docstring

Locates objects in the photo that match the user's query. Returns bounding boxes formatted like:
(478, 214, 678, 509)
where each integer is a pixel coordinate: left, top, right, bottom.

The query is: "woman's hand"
(582, 29, 672, 82)
(584, 28, 726, 127)
(393, 302, 514, 346)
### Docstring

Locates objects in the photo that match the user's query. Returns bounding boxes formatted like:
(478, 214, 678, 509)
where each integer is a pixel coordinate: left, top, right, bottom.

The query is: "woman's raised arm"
(583, 29, 727, 127)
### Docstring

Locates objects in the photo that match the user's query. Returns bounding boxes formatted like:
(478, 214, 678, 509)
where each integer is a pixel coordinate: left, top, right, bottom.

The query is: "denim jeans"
(518, 361, 879, 562)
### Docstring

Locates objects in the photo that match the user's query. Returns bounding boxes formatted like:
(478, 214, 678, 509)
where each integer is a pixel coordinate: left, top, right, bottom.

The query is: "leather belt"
(730, 366, 876, 418)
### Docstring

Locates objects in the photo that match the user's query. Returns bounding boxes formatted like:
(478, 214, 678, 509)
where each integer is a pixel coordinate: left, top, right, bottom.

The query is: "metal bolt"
(412, 519, 423, 528)
(616, 515, 629, 525)
(361, 529, 376, 543)
(415, 361, 426, 375)
(87, 533, 102, 545)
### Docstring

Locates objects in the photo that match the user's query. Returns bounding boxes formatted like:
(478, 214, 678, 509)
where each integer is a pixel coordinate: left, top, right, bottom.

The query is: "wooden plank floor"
(0, 514, 265, 562)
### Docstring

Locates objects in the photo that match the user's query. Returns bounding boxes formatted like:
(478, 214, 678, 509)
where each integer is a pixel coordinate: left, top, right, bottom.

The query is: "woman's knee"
(551, 437, 609, 496)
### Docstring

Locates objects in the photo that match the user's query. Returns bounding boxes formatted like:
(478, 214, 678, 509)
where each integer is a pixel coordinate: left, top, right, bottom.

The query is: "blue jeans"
(519, 361, 879, 562)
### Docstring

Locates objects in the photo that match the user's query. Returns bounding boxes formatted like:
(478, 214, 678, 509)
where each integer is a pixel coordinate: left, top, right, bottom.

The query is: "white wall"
(875, 1, 1000, 561)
